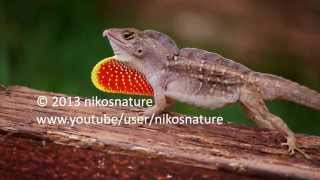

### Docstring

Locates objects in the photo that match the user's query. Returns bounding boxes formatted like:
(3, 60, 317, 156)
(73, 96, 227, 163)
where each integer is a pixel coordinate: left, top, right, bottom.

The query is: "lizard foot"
(281, 136, 311, 159)
(138, 106, 161, 118)
(138, 106, 166, 125)
(137, 112, 155, 124)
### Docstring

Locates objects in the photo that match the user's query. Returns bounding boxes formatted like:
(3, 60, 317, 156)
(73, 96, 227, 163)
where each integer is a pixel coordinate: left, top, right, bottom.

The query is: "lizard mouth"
(103, 30, 129, 48)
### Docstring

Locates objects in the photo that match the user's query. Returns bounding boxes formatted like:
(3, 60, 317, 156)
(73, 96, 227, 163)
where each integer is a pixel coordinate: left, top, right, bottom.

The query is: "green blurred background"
(0, 0, 319, 135)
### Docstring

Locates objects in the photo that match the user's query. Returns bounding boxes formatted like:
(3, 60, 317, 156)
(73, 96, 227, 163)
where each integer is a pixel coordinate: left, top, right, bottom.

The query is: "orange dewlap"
(91, 56, 153, 96)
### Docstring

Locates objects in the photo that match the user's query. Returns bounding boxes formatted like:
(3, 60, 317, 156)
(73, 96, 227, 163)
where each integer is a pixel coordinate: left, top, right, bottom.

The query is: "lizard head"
(103, 28, 178, 74)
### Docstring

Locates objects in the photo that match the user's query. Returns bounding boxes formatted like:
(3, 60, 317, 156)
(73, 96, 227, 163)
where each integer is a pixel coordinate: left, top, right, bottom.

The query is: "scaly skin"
(103, 27, 320, 159)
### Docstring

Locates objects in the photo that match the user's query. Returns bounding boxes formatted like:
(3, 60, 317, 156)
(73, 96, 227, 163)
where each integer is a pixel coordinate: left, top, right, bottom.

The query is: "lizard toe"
(281, 138, 311, 159)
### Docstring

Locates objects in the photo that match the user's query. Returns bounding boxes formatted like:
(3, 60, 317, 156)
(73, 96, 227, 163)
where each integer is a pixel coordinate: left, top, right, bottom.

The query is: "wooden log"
(0, 85, 319, 179)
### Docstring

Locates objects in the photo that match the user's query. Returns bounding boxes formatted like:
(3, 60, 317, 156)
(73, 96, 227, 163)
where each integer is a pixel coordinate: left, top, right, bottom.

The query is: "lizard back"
(168, 48, 251, 86)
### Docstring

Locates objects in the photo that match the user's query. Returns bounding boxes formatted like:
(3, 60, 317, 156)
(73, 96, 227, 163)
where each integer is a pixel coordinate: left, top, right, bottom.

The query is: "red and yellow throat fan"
(91, 56, 153, 96)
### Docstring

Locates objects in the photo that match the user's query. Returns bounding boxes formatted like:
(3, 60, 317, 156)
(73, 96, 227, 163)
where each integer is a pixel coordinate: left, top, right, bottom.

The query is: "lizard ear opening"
(143, 30, 179, 56)
(134, 48, 144, 57)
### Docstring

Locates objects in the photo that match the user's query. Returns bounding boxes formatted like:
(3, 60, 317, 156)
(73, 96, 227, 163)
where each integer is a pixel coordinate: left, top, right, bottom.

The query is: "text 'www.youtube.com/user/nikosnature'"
(35, 95, 224, 127)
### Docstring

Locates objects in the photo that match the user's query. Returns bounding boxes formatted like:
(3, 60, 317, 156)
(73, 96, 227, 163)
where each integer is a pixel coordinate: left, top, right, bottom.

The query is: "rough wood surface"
(0, 85, 319, 179)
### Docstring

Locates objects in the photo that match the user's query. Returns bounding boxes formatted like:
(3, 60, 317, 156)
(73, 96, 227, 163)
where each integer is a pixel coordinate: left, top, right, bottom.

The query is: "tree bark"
(0, 85, 319, 179)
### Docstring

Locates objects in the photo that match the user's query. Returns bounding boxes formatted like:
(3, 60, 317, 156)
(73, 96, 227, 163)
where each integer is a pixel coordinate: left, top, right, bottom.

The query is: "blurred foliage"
(0, 0, 319, 135)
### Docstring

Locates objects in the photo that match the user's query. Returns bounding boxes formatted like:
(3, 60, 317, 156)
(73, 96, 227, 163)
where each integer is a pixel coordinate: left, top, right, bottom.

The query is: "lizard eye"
(123, 31, 135, 40)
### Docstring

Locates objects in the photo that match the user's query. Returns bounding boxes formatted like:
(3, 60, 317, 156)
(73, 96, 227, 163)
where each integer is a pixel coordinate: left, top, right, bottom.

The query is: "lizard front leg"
(140, 86, 174, 117)
(240, 86, 310, 159)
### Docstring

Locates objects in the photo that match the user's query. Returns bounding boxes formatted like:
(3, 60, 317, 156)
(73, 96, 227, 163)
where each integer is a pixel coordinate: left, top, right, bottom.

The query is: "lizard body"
(103, 27, 320, 158)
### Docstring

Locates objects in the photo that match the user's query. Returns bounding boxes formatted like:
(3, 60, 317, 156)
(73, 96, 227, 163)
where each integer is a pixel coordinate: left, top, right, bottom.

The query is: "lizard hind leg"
(240, 87, 310, 159)
(240, 101, 275, 130)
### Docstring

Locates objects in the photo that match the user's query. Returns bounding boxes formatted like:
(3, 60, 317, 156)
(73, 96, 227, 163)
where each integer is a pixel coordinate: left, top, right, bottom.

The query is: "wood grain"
(0, 85, 319, 179)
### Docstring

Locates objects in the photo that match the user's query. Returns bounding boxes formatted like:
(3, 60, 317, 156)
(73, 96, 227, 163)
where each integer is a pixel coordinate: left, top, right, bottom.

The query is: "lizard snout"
(102, 29, 111, 38)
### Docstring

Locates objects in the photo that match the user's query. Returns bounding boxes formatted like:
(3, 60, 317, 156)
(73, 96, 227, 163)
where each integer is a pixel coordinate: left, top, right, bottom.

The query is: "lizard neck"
(141, 58, 167, 80)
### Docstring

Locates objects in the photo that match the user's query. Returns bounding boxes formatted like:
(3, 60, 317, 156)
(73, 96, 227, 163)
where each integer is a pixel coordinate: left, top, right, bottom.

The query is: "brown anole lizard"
(102, 27, 320, 159)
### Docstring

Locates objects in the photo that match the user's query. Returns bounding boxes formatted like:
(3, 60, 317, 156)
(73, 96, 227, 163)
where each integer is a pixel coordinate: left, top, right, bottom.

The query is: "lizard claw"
(281, 142, 295, 155)
(138, 111, 151, 118)
(139, 107, 159, 117)
(137, 110, 153, 123)
(281, 137, 311, 159)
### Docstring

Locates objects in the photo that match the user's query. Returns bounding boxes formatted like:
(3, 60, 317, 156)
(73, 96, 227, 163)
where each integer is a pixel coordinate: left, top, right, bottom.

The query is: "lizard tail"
(252, 72, 320, 111)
